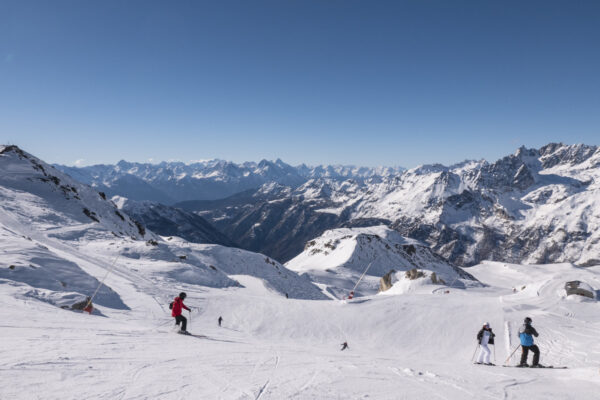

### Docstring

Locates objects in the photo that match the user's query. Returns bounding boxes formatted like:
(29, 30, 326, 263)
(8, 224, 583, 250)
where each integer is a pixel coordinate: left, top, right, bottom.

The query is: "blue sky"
(1, 1, 599, 168)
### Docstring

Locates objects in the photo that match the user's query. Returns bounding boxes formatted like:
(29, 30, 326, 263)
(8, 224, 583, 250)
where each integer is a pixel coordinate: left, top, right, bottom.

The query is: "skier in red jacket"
(172, 292, 191, 334)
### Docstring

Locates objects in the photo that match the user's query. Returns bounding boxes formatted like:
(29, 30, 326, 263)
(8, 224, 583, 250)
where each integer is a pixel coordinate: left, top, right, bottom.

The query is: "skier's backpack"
(169, 301, 173, 310)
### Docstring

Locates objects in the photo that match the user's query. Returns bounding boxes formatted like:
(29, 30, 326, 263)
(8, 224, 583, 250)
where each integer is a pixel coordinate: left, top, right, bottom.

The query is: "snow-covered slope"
(1, 257, 599, 399)
(0, 145, 150, 241)
(0, 146, 326, 308)
(286, 226, 478, 299)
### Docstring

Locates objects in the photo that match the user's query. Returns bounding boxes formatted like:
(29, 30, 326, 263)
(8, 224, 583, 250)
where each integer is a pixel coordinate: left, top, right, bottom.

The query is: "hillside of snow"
(0, 145, 326, 310)
(286, 226, 478, 299)
(1, 256, 599, 399)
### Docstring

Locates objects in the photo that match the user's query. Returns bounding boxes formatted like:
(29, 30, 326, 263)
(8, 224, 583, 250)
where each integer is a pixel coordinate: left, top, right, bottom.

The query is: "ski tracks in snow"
(253, 351, 280, 400)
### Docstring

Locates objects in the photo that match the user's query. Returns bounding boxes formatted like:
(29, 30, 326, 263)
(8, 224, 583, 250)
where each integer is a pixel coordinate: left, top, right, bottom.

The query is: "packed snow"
(2, 256, 600, 399)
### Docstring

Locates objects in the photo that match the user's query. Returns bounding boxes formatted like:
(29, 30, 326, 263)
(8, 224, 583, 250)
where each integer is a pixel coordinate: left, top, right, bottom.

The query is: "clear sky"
(1, 1, 599, 168)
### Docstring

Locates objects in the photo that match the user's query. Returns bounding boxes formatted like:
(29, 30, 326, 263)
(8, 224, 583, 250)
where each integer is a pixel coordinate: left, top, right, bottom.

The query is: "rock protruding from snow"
(379, 270, 396, 292)
(564, 281, 595, 299)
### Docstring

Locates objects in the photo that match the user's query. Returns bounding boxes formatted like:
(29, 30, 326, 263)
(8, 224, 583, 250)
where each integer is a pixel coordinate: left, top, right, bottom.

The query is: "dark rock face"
(211, 198, 342, 262)
(119, 200, 235, 247)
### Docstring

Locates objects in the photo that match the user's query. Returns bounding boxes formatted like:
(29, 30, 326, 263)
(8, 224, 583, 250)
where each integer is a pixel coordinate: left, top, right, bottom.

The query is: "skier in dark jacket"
(172, 292, 191, 334)
(475, 322, 495, 365)
(340, 342, 349, 351)
(518, 317, 541, 367)
(218, 316, 223, 327)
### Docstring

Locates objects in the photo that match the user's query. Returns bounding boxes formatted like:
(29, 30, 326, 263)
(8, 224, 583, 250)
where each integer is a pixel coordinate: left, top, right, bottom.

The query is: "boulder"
(405, 268, 425, 280)
(430, 272, 446, 285)
(564, 281, 595, 299)
(379, 270, 396, 292)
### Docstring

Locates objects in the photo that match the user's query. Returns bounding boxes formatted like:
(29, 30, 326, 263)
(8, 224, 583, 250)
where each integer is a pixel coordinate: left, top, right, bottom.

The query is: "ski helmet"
(179, 292, 187, 299)
(483, 322, 490, 327)
(524, 317, 532, 324)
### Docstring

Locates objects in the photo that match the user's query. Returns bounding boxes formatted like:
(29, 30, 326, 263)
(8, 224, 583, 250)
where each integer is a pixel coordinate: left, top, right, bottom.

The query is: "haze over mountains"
(56, 143, 600, 269)
(58, 159, 405, 203)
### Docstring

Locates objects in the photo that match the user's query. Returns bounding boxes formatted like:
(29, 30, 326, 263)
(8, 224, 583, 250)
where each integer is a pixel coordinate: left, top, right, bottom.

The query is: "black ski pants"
(175, 315, 187, 331)
(520, 345, 540, 365)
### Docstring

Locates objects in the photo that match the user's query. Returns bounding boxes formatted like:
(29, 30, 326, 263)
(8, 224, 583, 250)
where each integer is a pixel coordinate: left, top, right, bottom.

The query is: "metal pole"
(471, 343, 479, 363)
(85, 254, 120, 311)
(352, 260, 375, 293)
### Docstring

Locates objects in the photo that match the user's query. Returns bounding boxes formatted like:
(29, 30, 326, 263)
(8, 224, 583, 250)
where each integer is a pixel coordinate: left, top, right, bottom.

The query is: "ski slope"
(1, 145, 600, 399)
(1, 259, 599, 399)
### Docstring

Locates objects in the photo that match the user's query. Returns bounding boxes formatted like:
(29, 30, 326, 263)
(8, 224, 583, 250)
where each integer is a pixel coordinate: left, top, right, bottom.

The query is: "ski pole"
(493, 344, 496, 363)
(505, 344, 520, 365)
(471, 343, 479, 363)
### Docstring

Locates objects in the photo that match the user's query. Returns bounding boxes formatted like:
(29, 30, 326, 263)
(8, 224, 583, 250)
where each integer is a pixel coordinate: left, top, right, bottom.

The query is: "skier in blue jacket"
(518, 317, 541, 367)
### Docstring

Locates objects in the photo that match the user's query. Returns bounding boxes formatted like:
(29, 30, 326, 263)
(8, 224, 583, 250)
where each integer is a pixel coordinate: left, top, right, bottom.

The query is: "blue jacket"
(518, 323, 539, 346)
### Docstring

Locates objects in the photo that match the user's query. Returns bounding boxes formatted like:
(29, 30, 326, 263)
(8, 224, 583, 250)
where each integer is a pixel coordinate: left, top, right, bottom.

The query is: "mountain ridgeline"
(57, 143, 600, 268)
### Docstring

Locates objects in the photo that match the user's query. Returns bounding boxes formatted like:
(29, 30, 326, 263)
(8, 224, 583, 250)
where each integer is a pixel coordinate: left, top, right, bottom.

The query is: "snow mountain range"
(57, 159, 404, 203)
(54, 143, 600, 269)
(172, 143, 600, 268)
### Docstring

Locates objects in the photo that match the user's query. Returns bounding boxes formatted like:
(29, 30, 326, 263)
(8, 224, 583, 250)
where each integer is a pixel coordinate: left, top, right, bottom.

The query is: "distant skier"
(218, 316, 223, 327)
(518, 317, 541, 367)
(475, 322, 495, 365)
(340, 342, 349, 351)
(172, 292, 191, 334)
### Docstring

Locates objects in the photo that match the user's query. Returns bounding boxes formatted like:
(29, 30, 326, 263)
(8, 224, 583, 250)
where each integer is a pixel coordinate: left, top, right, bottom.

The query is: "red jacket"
(171, 296, 190, 317)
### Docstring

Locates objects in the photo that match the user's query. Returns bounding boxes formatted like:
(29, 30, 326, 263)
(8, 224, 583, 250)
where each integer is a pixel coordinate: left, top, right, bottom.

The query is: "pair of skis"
(473, 362, 567, 369)
(502, 365, 568, 369)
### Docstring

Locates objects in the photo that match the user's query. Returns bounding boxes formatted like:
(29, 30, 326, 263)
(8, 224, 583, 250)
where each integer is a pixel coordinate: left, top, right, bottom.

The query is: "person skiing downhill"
(475, 322, 495, 365)
(172, 292, 191, 334)
(218, 316, 223, 327)
(518, 317, 541, 367)
(340, 342, 349, 351)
